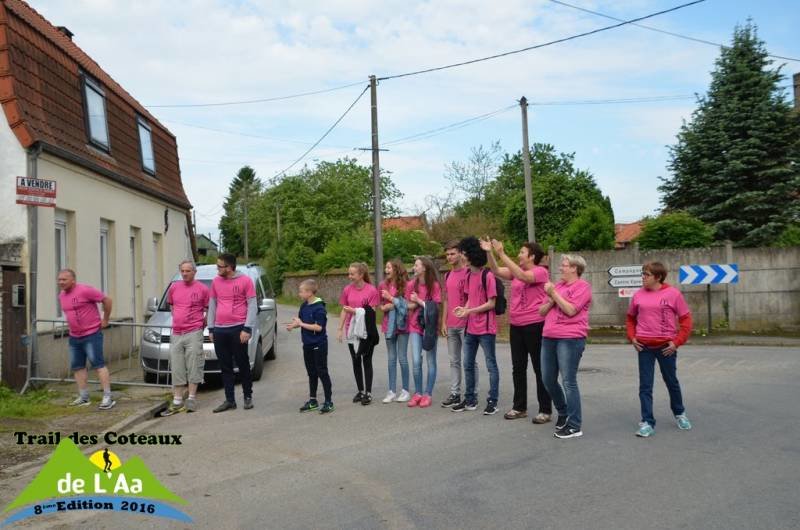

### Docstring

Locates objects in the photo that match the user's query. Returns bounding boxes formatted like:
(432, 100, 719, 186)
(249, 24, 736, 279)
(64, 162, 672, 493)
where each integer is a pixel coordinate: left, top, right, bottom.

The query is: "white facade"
(0, 118, 27, 244)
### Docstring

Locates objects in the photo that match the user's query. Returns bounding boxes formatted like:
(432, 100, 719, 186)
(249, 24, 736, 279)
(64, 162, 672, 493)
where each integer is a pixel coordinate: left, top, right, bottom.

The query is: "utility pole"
(520, 96, 535, 242)
(370, 75, 384, 285)
(276, 202, 281, 243)
(241, 190, 249, 261)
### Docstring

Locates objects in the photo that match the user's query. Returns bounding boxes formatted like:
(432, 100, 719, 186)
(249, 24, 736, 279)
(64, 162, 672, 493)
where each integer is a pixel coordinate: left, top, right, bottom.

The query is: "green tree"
(660, 22, 800, 246)
(559, 204, 615, 251)
(637, 212, 714, 250)
(773, 224, 800, 247)
(383, 230, 442, 263)
(313, 228, 373, 272)
(219, 166, 262, 257)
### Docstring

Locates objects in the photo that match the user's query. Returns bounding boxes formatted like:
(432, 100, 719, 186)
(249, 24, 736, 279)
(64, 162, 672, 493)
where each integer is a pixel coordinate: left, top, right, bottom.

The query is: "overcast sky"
(32, 0, 800, 240)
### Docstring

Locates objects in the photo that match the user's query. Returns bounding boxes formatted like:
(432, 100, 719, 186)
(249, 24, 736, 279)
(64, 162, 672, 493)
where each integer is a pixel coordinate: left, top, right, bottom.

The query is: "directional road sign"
(608, 276, 643, 288)
(618, 288, 637, 298)
(607, 265, 642, 277)
(679, 264, 739, 285)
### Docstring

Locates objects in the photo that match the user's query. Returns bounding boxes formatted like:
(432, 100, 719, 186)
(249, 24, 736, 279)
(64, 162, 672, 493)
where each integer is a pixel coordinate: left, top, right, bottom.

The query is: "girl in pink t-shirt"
(539, 254, 592, 439)
(626, 261, 693, 438)
(337, 262, 380, 405)
(483, 238, 553, 423)
(405, 257, 441, 409)
(378, 259, 411, 403)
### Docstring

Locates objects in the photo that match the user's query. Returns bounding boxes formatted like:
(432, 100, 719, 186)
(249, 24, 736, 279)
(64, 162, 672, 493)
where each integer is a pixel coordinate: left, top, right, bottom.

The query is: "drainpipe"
(26, 143, 42, 383)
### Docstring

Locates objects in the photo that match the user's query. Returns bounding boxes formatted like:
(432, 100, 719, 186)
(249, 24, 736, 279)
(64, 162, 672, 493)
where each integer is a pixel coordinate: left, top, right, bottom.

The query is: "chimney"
(56, 26, 74, 40)
(794, 73, 800, 110)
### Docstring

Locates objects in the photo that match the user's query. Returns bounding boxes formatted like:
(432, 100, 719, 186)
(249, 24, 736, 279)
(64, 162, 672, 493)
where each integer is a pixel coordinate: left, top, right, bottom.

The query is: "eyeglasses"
(216, 264, 229, 269)
(641, 272, 653, 277)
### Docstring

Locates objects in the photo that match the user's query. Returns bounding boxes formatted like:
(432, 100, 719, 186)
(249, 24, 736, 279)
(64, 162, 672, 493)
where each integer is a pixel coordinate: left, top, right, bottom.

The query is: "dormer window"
(82, 75, 109, 150)
(137, 117, 156, 175)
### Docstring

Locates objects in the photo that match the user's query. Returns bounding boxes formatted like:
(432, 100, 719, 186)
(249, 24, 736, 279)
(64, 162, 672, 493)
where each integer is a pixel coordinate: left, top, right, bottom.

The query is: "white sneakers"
(382, 390, 397, 403)
(395, 389, 411, 403)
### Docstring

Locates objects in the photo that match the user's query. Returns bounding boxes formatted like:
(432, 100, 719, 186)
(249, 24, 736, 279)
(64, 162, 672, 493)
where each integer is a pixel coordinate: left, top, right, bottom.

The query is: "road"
(3, 306, 799, 529)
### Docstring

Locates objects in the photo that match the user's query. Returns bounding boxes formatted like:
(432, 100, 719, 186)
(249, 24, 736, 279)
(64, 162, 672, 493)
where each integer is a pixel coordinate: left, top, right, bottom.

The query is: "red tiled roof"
(0, 0, 190, 209)
(383, 215, 426, 231)
(615, 222, 643, 249)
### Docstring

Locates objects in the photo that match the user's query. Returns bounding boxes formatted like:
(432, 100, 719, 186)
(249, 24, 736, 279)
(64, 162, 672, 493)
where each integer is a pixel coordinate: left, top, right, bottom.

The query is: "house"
(615, 221, 643, 250)
(196, 234, 219, 259)
(383, 214, 427, 231)
(0, 0, 194, 388)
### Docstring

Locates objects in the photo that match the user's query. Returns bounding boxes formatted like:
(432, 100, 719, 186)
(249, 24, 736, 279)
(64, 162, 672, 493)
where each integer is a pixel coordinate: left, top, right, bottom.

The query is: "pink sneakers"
(419, 395, 432, 408)
(407, 393, 423, 407)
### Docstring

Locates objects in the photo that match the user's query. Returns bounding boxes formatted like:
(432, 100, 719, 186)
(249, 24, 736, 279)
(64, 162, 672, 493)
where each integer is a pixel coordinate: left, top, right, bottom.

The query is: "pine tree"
(219, 166, 262, 256)
(659, 22, 800, 246)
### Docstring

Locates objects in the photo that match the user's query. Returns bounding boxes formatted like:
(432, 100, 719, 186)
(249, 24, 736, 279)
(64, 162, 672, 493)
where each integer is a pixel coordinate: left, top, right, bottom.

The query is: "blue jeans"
(463, 333, 498, 403)
(410, 333, 437, 395)
(385, 333, 410, 393)
(68, 331, 105, 370)
(638, 346, 685, 427)
(541, 337, 584, 429)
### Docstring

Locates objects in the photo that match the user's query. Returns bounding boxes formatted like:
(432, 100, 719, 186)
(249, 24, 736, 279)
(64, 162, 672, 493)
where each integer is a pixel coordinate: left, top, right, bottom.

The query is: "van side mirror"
(259, 298, 275, 312)
(145, 297, 159, 316)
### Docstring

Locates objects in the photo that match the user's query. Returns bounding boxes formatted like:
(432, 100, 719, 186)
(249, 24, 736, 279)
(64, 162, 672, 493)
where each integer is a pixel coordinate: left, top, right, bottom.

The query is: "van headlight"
(143, 328, 162, 343)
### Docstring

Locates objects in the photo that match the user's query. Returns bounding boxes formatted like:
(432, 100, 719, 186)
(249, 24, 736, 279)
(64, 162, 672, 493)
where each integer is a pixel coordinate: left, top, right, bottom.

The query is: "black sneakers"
(243, 397, 254, 410)
(452, 400, 479, 412)
(554, 425, 583, 439)
(352, 392, 364, 403)
(555, 415, 569, 430)
(441, 394, 461, 408)
(320, 402, 334, 414)
(483, 401, 498, 415)
(212, 401, 236, 413)
(300, 400, 319, 413)
(361, 393, 373, 406)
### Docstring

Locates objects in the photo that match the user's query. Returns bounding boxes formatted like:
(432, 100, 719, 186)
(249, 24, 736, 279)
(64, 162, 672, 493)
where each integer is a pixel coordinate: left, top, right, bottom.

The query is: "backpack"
(468, 269, 507, 316)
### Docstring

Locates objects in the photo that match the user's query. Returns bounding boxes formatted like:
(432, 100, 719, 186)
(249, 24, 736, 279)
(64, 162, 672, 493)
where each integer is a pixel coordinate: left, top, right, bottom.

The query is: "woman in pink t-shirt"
(378, 259, 411, 403)
(482, 238, 553, 424)
(539, 254, 592, 440)
(405, 257, 442, 409)
(626, 261, 693, 437)
(337, 262, 380, 405)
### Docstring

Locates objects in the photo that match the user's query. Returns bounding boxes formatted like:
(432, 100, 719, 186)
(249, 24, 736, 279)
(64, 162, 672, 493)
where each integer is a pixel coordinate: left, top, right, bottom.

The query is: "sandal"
(503, 409, 528, 420)
(532, 413, 552, 424)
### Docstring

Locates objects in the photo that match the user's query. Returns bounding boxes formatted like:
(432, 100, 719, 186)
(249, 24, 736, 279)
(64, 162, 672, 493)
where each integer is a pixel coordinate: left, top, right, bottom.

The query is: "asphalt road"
(3, 306, 799, 529)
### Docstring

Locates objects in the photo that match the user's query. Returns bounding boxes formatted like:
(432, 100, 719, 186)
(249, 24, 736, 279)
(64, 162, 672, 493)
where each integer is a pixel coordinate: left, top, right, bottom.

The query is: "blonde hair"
(561, 254, 587, 276)
(349, 262, 371, 284)
(299, 279, 318, 293)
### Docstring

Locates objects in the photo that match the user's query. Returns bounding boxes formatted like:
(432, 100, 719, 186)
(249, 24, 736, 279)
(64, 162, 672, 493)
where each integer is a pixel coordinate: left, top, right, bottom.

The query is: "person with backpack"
(405, 257, 441, 408)
(379, 259, 411, 404)
(451, 236, 501, 415)
(481, 238, 553, 424)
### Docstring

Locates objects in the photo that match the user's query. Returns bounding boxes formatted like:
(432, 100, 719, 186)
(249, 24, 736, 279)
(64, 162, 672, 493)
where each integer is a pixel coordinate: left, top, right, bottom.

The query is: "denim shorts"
(68, 331, 105, 370)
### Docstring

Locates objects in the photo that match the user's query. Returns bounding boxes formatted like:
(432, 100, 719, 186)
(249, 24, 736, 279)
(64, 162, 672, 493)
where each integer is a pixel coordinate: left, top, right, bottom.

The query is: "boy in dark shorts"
(286, 279, 333, 414)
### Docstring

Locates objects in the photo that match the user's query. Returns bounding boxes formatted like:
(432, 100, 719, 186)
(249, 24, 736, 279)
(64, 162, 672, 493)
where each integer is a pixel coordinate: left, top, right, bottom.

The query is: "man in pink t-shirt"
(162, 260, 210, 416)
(451, 237, 500, 415)
(440, 240, 469, 407)
(57, 269, 115, 410)
(207, 253, 257, 413)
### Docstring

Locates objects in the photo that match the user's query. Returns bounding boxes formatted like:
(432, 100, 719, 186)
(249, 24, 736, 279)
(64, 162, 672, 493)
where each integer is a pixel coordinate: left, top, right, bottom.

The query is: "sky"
(31, 0, 800, 241)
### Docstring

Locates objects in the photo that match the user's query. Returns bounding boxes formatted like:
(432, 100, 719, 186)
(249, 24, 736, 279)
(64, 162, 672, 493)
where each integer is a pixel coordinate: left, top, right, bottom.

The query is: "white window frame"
(100, 220, 110, 294)
(83, 75, 110, 150)
(137, 117, 156, 175)
(55, 212, 68, 317)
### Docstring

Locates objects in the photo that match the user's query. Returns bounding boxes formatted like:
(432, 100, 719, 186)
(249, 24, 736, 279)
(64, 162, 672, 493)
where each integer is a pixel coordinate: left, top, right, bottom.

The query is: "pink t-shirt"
(59, 283, 105, 338)
(444, 268, 468, 329)
(378, 280, 406, 334)
(210, 274, 256, 327)
(509, 266, 550, 326)
(543, 279, 592, 339)
(168, 280, 210, 335)
(339, 283, 380, 331)
(463, 269, 498, 336)
(405, 279, 441, 335)
(627, 284, 690, 339)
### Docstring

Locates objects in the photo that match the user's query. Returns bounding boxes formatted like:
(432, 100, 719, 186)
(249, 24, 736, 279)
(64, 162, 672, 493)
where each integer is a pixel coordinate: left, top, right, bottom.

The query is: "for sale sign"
(16, 177, 57, 207)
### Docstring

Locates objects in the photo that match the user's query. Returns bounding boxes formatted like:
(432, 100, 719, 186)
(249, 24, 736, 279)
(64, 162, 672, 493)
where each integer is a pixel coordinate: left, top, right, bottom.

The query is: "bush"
(286, 244, 316, 271)
(773, 224, 800, 247)
(383, 229, 442, 262)
(637, 212, 714, 250)
(313, 228, 373, 272)
(559, 204, 616, 251)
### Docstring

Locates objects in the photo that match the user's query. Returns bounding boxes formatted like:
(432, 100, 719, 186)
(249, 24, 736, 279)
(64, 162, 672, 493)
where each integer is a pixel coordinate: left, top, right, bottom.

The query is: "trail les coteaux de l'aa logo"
(1, 439, 191, 526)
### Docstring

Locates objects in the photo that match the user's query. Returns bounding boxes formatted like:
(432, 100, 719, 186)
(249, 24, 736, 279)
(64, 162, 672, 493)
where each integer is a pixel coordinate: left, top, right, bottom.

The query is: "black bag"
(468, 269, 506, 316)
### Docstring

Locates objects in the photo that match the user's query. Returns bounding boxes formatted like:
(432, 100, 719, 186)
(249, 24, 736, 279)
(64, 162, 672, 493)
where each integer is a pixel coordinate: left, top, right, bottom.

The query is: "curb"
(2, 400, 167, 478)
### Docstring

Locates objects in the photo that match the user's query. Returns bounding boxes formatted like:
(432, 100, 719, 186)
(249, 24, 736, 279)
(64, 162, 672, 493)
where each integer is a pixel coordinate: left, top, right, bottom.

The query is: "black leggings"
(303, 342, 332, 402)
(348, 343, 374, 393)
(509, 322, 552, 414)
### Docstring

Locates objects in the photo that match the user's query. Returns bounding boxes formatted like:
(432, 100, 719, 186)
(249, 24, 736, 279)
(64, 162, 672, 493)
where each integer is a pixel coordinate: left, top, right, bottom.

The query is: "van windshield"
(157, 280, 213, 311)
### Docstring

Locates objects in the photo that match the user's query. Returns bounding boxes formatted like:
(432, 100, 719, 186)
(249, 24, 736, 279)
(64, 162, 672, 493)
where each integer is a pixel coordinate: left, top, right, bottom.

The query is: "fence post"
(632, 241, 640, 264)
(548, 246, 555, 282)
(725, 240, 736, 330)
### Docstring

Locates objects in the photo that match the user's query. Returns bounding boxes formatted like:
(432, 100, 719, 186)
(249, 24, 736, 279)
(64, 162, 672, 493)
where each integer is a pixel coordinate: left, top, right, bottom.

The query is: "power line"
(383, 105, 517, 146)
(377, 0, 706, 81)
(548, 0, 800, 63)
(145, 80, 366, 108)
(273, 84, 370, 179)
(165, 119, 352, 148)
(530, 94, 695, 105)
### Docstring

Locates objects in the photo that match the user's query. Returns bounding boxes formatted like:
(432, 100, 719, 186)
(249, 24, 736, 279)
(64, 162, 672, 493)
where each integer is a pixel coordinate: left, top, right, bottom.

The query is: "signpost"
(16, 177, 56, 207)
(679, 263, 739, 333)
(608, 264, 642, 294)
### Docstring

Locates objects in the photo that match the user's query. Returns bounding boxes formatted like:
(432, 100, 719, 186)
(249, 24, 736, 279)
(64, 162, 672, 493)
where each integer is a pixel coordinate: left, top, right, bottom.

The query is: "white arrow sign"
(607, 265, 642, 277)
(608, 276, 643, 288)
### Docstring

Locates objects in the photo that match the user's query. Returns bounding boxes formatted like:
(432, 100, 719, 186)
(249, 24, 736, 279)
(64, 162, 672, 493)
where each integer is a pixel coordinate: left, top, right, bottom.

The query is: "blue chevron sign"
(679, 263, 739, 285)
